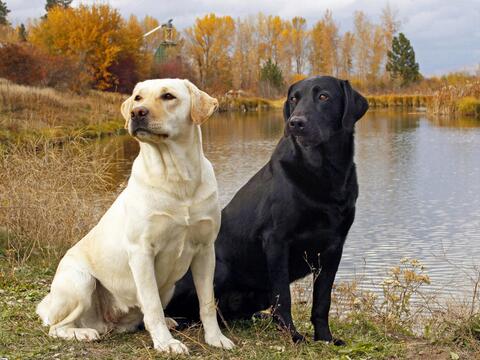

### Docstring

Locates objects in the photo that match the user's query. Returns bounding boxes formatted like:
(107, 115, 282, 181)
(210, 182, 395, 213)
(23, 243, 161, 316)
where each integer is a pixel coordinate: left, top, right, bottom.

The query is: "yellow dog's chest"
(144, 207, 215, 288)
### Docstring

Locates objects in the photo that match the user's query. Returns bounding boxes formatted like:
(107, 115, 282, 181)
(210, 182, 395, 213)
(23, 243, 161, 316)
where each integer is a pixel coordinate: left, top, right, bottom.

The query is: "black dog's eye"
(319, 94, 329, 101)
(290, 96, 298, 103)
(162, 93, 176, 100)
(134, 95, 142, 101)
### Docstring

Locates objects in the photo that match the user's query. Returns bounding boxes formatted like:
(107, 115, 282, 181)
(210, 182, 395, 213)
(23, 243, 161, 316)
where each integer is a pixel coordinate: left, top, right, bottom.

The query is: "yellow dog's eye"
(319, 94, 329, 101)
(134, 95, 142, 101)
(162, 93, 176, 100)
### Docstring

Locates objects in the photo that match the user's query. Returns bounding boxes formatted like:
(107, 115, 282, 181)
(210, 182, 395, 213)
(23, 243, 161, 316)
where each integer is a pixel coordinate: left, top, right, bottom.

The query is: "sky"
(5, 0, 480, 76)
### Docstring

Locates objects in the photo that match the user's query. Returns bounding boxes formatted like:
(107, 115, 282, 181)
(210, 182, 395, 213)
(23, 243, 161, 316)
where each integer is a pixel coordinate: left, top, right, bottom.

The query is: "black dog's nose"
(131, 106, 149, 119)
(288, 116, 306, 130)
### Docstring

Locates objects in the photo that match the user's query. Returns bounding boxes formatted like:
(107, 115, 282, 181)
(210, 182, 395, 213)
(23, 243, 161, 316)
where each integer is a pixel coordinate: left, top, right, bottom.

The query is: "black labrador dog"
(166, 76, 368, 344)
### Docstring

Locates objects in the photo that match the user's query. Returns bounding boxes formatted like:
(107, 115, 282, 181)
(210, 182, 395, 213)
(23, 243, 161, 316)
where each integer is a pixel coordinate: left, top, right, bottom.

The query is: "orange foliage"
(29, 4, 140, 91)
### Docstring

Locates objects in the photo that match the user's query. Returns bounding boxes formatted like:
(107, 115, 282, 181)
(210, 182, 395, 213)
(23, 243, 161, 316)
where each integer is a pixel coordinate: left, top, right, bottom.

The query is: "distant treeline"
(0, 2, 479, 105)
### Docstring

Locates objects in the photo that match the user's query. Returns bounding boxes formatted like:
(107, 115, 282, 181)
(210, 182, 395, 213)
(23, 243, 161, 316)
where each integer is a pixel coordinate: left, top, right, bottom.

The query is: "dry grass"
(218, 95, 283, 112)
(0, 78, 125, 144)
(428, 81, 480, 118)
(0, 139, 120, 265)
(366, 94, 433, 109)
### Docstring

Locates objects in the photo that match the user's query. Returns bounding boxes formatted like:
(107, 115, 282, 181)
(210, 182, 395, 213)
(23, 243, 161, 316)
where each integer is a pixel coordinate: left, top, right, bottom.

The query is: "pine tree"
(260, 59, 283, 89)
(0, 0, 10, 26)
(259, 58, 284, 97)
(386, 33, 420, 87)
(17, 23, 27, 41)
(45, 0, 72, 12)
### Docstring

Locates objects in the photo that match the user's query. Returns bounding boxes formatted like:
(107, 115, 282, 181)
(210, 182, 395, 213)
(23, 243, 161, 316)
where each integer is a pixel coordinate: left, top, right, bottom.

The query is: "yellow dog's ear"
(121, 95, 134, 129)
(184, 79, 218, 124)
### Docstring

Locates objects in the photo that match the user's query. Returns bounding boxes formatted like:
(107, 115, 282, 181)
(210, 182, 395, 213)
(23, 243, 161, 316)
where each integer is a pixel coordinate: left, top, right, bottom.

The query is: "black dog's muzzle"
(287, 115, 307, 136)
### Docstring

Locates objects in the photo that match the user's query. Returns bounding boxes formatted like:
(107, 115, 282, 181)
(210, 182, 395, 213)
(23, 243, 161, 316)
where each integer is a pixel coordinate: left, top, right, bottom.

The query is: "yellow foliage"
(456, 96, 480, 118)
(184, 13, 235, 92)
(310, 10, 339, 76)
(29, 4, 140, 90)
(290, 73, 308, 84)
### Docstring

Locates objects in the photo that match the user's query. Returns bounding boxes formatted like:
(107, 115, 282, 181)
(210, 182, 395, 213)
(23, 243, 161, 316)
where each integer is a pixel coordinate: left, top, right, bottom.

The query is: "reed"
(0, 139, 119, 264)
(366, 94, 433, 109)
(428, 81, 480, 118)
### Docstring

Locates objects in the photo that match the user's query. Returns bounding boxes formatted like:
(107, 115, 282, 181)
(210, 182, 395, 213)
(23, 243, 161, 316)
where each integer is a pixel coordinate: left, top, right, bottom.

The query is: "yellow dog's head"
(121, 79, 218, 143)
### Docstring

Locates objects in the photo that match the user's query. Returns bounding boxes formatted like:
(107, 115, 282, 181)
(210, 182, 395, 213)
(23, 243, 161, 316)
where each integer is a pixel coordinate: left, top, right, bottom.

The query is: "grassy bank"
(1, 258, 479, 359)
(1, 141, 480, 359)
(0, 78, 126, 146)
(218, 95, 284, 112)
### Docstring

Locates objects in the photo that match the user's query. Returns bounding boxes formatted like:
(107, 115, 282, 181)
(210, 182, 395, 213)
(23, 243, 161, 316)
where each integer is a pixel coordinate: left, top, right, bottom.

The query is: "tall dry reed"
(0, 139, 121, 265)
(429, 81, 480, 118)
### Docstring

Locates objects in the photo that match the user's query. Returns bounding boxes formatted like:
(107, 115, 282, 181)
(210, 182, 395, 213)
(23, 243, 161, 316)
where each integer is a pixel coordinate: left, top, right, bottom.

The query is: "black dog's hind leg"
(311, 238, 345, 345)
(264, 238, 306, 343)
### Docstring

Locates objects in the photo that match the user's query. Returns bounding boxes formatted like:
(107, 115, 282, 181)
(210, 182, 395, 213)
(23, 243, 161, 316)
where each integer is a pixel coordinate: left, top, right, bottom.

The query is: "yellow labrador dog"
(36, 79, 234, 354)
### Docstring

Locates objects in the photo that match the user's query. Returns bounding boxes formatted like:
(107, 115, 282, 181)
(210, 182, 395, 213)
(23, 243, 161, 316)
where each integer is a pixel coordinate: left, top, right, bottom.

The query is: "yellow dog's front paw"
(154, 338, 189, 354)
(205, 333, 235, 349)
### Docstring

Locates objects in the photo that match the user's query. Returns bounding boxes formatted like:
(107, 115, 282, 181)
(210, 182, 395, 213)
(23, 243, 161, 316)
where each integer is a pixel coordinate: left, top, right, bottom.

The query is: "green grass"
(0, 260, 466, 360)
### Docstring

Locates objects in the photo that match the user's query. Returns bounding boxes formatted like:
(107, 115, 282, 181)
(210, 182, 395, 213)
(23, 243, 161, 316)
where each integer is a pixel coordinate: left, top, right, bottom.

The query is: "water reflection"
(98, 110, 480, 298)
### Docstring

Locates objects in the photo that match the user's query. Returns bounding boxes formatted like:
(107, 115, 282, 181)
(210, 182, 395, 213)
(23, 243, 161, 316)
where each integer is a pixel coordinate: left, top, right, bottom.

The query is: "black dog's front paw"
(331, 337, 346, 346)
(291, 331, 307, 343)
(314, 334, 346, 346)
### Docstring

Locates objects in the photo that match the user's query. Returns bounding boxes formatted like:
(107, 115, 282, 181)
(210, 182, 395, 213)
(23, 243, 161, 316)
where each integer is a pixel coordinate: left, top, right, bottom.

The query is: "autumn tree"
(184, 13, 235, 92)
(0, 0, 10, 25)
(353, 11, 372, 84)
(257, 14, 285, 65)
(232, 17, 260, 91)
(338, 31, 355, 78)
(289, 17, 308, 75)
(368, 25, 385, 83)
(381, 4, 401, 61)
(386, 32, 420, 87)
(30, 4, 136, 90)
(309, 10, 339, 76)
(108, 15, 145, 92)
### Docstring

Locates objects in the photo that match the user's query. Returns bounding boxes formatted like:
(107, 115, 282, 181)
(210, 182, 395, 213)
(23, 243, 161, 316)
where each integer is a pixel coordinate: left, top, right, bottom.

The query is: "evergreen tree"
(0, 0, 10, 26)
(17, 23, 27, 41)
(386, 32, 420, 87)
(45, 0, 72, 12)
(260, 59, 284, 90)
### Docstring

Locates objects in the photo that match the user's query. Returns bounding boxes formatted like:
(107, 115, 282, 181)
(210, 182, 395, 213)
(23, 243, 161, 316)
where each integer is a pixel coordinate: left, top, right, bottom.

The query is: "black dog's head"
(283, 76, 369, 146)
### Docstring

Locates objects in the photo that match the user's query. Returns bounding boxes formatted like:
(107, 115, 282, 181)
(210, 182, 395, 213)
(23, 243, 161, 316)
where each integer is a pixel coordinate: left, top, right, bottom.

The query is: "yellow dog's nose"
(131, 106, 149, 119)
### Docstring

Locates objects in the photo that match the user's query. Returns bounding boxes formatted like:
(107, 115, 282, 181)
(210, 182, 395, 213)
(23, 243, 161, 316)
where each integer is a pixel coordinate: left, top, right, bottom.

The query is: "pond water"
(99, 110, 480, 299)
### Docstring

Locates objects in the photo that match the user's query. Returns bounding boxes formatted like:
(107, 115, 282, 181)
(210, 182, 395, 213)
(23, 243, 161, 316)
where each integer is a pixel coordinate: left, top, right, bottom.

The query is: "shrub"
(456, 97, 480, 118)
(0, 42, 87, 91)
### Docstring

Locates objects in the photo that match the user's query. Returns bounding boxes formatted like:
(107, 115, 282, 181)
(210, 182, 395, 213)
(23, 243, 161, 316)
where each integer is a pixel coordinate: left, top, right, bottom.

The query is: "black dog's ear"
(283, 84, 295, 121)
(283, 80, 301, 121)
(283, 98, 291, 122)
(341, 80, 369, 130)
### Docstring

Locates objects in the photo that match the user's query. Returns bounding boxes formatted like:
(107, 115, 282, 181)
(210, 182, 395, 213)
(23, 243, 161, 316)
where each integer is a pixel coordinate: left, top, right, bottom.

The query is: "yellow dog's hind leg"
(36, 256, 102, 341)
